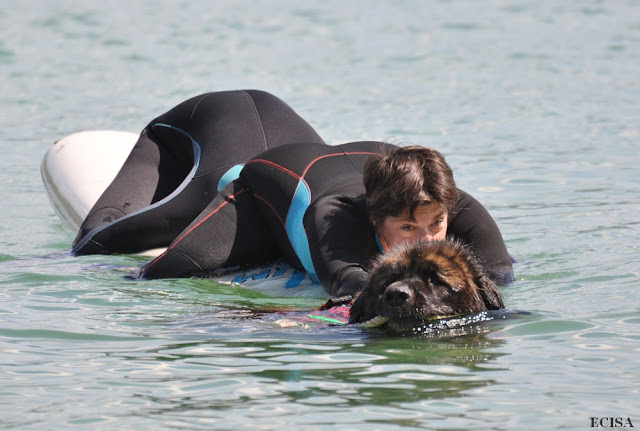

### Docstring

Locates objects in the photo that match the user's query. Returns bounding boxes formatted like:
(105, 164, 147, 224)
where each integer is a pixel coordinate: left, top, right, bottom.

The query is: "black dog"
(349, 239, 505, 332)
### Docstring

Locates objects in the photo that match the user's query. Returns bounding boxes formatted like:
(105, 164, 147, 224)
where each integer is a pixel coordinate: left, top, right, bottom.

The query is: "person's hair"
(363, 145, 458, 228)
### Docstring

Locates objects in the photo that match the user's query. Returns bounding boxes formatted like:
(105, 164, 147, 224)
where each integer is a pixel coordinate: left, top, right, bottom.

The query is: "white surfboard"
(41, 130, 324, 297)
(42, 130, 139, 232)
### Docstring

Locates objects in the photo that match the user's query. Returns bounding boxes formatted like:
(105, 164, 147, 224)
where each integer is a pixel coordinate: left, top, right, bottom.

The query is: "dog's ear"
(475, 274, 504, 310)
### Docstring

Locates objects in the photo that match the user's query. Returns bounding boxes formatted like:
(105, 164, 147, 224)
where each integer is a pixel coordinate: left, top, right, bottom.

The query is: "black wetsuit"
(73, 90, 514, 296)
(138, 140, 514, 295)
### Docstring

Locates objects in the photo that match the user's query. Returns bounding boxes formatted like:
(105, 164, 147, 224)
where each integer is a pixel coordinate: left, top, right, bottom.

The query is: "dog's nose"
(383, 282, 414, 307)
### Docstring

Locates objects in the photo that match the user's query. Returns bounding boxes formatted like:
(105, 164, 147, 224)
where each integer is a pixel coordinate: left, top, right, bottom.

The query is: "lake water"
(2, 1, 639, 429)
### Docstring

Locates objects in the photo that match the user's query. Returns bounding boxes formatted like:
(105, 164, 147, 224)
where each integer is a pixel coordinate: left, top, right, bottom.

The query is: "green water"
(2, 1, 639, 429)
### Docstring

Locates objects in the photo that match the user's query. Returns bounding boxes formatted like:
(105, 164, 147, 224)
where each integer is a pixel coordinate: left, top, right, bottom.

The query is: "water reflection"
(109, 306, 521, 423)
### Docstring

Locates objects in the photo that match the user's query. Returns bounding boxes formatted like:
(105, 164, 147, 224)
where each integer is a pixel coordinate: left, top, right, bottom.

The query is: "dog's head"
(349, 239, 504, 332)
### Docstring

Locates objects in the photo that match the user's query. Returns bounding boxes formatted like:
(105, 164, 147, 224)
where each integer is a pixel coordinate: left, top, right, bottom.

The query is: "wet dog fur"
(349, 239, 504, 332)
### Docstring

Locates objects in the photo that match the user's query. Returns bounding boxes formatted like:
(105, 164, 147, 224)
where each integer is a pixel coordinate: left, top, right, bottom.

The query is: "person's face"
(376, 203, 448, 252)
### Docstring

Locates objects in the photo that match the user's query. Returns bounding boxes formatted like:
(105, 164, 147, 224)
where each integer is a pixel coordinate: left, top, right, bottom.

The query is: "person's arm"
(448, 189, 514, 285)
(304, 194, 377, 297)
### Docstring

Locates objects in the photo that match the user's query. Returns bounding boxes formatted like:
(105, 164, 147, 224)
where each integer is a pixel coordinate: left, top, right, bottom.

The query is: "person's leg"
(73, 90, 324, 255)
(72, 127, 195, 254)
(138, 179, 279, 279)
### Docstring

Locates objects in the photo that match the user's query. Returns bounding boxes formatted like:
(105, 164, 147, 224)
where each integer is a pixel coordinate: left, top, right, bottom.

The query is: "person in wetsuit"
(73, 90, 514, 298)
(136, 141, 514, 294)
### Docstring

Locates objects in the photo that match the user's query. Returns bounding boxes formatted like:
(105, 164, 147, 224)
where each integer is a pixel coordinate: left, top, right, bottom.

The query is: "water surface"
(1, 1, 639, 429)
